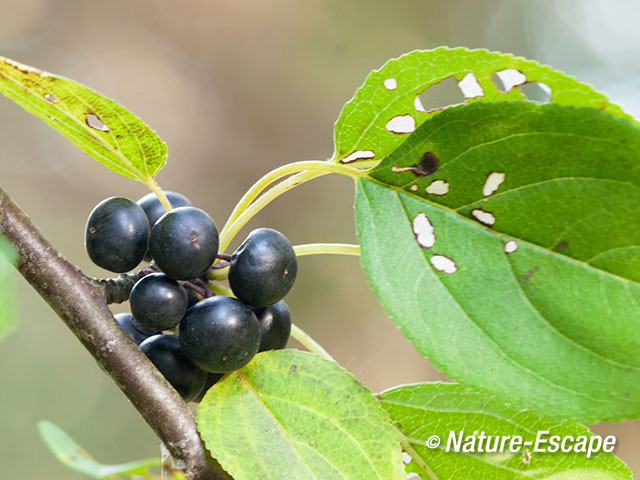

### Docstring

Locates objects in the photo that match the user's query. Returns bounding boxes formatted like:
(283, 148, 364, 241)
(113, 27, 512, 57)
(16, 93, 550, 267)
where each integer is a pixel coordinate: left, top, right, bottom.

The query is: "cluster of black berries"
(85, 191, 296, 402)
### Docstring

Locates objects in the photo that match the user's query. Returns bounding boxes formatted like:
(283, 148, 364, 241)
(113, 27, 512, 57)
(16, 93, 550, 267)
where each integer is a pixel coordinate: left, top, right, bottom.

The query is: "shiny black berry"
(137, 191, 192, 229)
(149, 207, 219, 280)
(114, 312, 158, 345)
(252, 300, 291, 352)
(85, 197, 149, 273)
(179, 296, 261, 373)
(130, 273, 188, 330)
(228, 228, 297, 307)
(139, 334, 206, 402)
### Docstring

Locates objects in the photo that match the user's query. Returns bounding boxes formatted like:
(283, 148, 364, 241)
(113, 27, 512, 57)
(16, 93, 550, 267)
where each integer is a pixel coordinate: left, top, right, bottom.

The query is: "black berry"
(114, 312, 158, 345)
(139, 334, 206, 402)
(149, 207, 219, 280)
(130, 273, 188, 330)
(229, 228, 297, 307)
(253, 300, 291, 352)
(85, 197, 149, 273)
(137, 191, 192, 228)
(179, 296, 261, 373)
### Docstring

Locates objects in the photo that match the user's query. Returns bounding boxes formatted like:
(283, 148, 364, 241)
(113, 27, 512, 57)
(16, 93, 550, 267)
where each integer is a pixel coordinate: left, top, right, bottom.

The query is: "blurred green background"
(1, 0, 638, 478)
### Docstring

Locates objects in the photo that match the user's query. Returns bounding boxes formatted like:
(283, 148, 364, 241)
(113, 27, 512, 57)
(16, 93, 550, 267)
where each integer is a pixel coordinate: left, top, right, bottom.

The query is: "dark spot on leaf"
(391, 152, 439, 177)
(116, 134, 123, 139)
(522, 265, 540, 283)
(522, 449, 531, 464)
(222, 355, 228, 361)
(290, 364, 297, 373)
(309, 440, 316, 446)
(555, 241, 569, 249)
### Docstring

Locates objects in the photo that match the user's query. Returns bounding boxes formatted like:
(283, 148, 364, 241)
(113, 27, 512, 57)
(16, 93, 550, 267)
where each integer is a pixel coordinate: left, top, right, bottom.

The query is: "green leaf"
(38, 421, 162, 479)
(333, 47, 632, 166)
(0, 56, 166, 183)
(354, 101, 640, 423)
(0, 235, 17, 343)
(196, 349, 405, 480)
(378, 383, 633, 480)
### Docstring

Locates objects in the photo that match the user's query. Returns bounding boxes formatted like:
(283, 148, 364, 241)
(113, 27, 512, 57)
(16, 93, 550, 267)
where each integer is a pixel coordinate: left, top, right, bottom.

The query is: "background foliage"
(0, 1, 638, 478)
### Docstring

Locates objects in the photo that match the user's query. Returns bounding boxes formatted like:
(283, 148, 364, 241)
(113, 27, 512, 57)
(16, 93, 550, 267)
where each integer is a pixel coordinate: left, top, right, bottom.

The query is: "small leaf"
(0, 56, 167, 182)
(38, 420, 162, 478)
(0, 235, 17, 343)
(355, 101, 640, 422)
(379, 383, 633, 480)
(333, 47, 632, 166)
(196, 349, 405, 480)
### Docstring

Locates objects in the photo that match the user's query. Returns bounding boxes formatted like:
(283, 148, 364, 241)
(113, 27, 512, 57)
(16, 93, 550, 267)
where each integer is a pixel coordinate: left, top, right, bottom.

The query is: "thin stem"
(207, 243, 360, 281)
(290, 324, 335, 362)
(399, 433, 440, 480)
(144, 177, 172, 212)
(220, 160, 364, 238)
(294, 243, 360, 257)
(208, 282, 234, 297)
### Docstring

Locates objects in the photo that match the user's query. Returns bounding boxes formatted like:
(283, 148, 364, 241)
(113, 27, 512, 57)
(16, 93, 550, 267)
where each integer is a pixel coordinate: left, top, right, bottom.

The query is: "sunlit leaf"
(0, 56, 167, 183)
(333, 47, 632, 167)
(197, 349, 404, 480)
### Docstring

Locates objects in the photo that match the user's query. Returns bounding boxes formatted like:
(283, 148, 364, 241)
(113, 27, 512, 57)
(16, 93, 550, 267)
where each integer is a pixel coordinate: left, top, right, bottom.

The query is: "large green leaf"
(38, 421, 162, 479)
(378, 383, 632, 480)
(333, 47, 632, 167)
(355, 101, 640, 423)
(197, 349, 404, 480)
(0, 56, 166, 183)
(0, 235, 17, 343)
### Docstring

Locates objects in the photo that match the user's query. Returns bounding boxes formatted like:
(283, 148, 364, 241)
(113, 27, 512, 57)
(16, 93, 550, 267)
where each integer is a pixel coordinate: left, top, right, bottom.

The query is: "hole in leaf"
(412, 213, 435, 249)
(402, 452, 412, 464)
(43, 93, 59, 103)
(385, 114, 416, 134)
(425, 179, 449, 196)
(458, 73, 484, 98)
(471, 208, 496, 226)
(383, 77, 397, 90)
(483, 172, 505, 196)
(414, 77, 464, 112)
(410, 184, 418, 192)
(340, 150, 375, 164)
(519, 82, 552, 103)
(85, 113, 109, 132)
(430, 254, 457, 274)
(492, 69, 527, 93)
(406, 474, 421, 480)
(391, 152, 439, 177)
(504, 240, 518, 253)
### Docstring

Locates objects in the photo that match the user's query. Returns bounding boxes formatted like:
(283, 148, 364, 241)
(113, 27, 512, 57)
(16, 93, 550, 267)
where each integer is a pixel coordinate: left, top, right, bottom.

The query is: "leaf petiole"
(218, 161, 369, 251)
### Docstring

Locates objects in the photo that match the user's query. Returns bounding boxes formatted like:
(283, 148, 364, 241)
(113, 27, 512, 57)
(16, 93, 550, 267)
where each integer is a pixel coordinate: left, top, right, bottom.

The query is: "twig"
(0, 186, 230, 480)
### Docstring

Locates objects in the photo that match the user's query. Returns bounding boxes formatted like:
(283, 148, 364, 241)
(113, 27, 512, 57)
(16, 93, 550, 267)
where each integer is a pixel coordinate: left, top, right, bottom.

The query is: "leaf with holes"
(38, 421, 162, 478)
(333, 47, 633, 167)
(0, 236, 17, 343)
(378, 383, 633, 480)
(196, 349, 404, 480)
(355, 101, 640, 423)
(0, 56, 166, 183)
